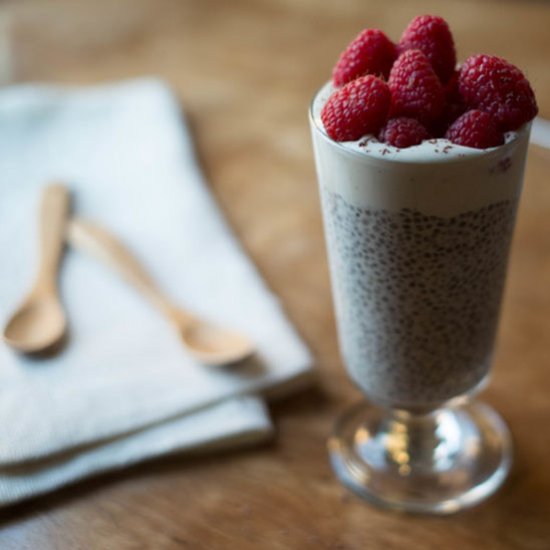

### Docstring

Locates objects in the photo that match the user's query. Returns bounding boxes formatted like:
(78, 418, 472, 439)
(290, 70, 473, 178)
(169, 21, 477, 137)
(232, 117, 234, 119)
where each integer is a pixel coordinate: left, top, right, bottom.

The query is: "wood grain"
(1, 0, 550, 548)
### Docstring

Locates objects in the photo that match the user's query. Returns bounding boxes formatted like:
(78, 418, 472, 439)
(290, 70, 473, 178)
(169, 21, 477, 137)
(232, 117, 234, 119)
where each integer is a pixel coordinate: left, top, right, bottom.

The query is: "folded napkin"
(0, 79, 313, 505)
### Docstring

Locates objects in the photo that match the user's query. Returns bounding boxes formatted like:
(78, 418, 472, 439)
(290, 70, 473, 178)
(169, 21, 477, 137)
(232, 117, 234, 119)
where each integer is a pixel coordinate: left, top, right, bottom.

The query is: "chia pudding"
(310, 83, 531, 409)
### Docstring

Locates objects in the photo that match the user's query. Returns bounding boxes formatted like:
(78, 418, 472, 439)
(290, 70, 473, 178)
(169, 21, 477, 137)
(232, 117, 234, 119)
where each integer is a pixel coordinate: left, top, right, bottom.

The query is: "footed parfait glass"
(310, 85, 531, 514)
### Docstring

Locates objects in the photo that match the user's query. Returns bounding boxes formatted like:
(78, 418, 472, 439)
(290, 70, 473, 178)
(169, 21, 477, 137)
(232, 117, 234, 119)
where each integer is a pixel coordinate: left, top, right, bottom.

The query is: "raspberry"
(445, 109, 504, 149)
(379, 117, 430, 148)
(321, 75, 391, 141)
(388, 49, 444, 126)
(399, 15, 456, 83)
(431, 69, 466, 136)
(459, 54, 538, 131)
(332, 29, 398, 86)
(443, 69, 466, 120)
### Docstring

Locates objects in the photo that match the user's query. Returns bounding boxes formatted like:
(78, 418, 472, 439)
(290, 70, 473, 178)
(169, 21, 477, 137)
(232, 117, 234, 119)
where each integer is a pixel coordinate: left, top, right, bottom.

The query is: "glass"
(309, 84, 531, 514)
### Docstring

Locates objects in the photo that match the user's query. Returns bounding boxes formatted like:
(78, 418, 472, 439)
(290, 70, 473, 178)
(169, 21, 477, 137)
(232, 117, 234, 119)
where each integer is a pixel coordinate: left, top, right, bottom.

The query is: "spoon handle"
(36, 184, 71, 293)
(67, 218, 183, 322)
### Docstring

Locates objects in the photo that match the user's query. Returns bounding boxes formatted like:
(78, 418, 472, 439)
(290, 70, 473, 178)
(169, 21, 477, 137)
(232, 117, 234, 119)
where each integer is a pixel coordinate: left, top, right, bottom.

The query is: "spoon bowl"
(3, 295, 66, 354)
(179, 316, 254, 366)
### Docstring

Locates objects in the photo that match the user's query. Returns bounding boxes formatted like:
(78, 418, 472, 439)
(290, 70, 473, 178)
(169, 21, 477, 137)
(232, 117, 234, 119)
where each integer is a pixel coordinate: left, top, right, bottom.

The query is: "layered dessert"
(311, 16, 537, 408)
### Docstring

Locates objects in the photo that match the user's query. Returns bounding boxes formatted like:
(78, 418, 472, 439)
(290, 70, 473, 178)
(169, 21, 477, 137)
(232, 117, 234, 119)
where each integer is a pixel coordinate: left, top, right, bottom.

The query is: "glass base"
(328, 400, 512, 514)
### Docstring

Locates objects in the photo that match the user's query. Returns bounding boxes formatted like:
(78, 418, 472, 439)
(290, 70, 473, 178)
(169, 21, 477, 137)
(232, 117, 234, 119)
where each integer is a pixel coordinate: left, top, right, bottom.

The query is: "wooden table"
(1, 0, 550, 548)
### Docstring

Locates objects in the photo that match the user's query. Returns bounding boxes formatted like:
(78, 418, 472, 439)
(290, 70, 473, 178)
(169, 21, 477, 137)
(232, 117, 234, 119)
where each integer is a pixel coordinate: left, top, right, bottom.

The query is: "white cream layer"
(310, 81, 531, 217)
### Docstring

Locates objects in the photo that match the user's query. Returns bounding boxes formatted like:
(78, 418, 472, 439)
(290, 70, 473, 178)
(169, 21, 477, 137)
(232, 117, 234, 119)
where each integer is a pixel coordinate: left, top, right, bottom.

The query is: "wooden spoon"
(67, 218, 254, 366)
(3, 184, 70, 354)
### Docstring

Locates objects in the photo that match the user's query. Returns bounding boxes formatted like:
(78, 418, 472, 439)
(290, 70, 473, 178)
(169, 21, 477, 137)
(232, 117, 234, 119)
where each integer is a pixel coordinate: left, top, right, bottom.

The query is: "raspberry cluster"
(321, 15, 537, 149)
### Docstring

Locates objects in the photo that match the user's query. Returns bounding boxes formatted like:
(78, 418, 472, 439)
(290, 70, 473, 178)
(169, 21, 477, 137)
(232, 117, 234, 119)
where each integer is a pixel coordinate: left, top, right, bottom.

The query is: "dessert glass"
(310, 84, 531, 514)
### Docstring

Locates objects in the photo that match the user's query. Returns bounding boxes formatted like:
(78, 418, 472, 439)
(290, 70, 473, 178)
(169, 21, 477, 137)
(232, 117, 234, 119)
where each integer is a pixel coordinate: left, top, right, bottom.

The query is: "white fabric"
(0, 397, 272, 506)
(0, 79, 313, 505)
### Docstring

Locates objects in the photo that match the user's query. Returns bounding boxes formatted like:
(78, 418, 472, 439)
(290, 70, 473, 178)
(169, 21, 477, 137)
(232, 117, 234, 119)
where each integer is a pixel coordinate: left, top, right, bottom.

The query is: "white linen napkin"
(0, 78, 313, 505)
(0, 397, 272, 506)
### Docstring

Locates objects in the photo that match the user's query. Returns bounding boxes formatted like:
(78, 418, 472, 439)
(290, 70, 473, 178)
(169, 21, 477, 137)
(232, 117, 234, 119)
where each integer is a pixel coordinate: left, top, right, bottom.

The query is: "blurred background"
(1, 0, 549, 547)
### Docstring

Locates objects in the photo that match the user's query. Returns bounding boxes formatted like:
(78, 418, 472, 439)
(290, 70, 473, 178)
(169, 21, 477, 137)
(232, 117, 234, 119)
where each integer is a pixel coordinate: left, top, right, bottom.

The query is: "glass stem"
(380, 407, 463, 472)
